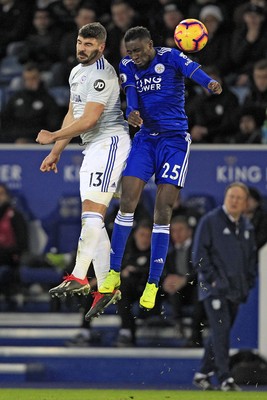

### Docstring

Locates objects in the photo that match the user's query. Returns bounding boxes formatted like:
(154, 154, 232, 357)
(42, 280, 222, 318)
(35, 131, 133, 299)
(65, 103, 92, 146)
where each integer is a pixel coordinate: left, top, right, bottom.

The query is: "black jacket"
(192, 207, 257, 303)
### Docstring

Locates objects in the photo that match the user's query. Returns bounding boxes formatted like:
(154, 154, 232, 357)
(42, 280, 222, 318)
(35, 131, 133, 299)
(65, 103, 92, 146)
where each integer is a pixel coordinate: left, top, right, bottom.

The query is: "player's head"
(224, 182, 249, 219)
(124, 26, 155, 69)
(76, 22, 106, 65)
(23, 63, 42, 91)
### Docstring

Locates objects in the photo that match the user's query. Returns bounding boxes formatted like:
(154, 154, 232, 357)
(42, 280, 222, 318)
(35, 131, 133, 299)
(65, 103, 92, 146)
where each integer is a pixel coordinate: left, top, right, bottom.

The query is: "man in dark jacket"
(192, 182, 257, 391)
(0, 63, 62, 143)
(0, 184, 29, 301)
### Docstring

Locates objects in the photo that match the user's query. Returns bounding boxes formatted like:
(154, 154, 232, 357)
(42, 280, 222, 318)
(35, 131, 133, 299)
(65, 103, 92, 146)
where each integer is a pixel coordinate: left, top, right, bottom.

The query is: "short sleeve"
(171, 48, 201, 79)
(119, 58, 136, 91)
(86, 69, 115, 105)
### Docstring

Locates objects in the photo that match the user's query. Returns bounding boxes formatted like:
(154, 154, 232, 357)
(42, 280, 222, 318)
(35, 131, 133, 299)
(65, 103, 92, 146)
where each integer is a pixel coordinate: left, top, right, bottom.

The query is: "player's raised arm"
(38, 102, 74, 173)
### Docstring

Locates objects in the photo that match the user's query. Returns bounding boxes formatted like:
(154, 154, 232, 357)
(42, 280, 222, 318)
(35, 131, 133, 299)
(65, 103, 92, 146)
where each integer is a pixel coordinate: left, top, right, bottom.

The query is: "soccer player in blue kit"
(85, 26, 222, 320)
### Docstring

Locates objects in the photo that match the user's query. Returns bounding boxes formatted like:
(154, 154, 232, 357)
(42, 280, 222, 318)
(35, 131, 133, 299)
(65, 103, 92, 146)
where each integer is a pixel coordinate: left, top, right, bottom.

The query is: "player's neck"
(149, 48, 156, 62)
(82, 53, 103, 67)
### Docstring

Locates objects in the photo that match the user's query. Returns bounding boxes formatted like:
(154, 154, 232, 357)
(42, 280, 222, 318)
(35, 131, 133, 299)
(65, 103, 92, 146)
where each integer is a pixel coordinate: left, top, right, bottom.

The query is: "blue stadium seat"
(20, 265, 61, 286)
(48, 86, 70, 107)
(184, 193, 217, 215)
(42, 194, 81, 253)
(0, 55, 23, 86)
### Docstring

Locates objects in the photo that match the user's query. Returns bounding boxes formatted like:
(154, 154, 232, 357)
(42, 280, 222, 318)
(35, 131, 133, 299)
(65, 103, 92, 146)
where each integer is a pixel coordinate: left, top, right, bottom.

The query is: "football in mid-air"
(174, 18, 208, 53)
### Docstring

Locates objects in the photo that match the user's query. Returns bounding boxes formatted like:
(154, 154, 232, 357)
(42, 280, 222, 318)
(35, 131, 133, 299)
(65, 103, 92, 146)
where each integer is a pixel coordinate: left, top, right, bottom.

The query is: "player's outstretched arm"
(38, 102, 74, 173)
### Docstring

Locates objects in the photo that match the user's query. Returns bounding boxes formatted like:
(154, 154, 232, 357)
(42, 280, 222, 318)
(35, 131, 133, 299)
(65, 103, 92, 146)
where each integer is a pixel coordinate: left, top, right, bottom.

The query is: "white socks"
(92, 224, 111, 288)
(72, 212, 103, 280)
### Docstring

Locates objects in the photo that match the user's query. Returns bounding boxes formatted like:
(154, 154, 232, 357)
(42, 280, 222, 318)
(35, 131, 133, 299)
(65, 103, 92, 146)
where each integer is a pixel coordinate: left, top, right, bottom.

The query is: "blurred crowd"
(0, 0, 266, 143)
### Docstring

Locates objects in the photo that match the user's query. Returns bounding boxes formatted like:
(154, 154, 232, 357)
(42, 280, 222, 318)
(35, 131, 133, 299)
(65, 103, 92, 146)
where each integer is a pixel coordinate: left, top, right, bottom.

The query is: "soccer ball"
(174, 18, 208, 53)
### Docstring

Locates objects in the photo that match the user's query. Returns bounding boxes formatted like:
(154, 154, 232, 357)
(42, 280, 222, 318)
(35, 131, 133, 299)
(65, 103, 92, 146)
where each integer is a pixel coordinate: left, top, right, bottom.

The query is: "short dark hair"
(254, 58, 267, 71)
(78, 22, 106, 42)
(248, 187, 262, 203)
(23, 62, 40, 73)
(171, 215, 192, 228)
(124, 26, 151, 43)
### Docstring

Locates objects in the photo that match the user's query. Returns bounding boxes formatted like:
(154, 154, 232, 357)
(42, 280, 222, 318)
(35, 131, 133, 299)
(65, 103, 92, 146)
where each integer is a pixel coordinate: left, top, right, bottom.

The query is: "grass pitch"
(1, 389, 267, 400)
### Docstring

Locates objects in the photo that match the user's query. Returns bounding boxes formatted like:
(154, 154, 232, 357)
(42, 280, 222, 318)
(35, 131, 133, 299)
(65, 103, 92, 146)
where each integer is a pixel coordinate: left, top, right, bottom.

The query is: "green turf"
(1, 389, 267, 400)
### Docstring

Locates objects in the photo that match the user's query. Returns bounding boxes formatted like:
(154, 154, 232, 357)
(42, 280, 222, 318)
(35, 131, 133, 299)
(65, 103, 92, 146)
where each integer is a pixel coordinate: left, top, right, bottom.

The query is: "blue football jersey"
(119, 47, 211, 134)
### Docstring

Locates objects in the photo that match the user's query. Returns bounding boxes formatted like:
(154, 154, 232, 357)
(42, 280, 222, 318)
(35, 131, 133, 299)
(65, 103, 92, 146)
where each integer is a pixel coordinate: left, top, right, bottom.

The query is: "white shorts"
(80, 134, 131, 202)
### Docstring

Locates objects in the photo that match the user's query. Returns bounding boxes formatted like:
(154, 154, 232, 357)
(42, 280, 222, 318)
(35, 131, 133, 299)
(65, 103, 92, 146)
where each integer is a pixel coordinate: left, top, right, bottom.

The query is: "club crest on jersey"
(154, 63, 165, 74)
(94, 79, 105, 91)
(120, 73, 127, 84)
(80, 75, 87, 84)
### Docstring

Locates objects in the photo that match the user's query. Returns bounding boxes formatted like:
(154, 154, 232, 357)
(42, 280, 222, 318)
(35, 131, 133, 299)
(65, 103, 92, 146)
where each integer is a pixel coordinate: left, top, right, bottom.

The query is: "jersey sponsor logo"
(154, 63, 165, 74)
(120, 73, 127, 84)
(136, 76, 162, 93)
(94, 79, 105, 91)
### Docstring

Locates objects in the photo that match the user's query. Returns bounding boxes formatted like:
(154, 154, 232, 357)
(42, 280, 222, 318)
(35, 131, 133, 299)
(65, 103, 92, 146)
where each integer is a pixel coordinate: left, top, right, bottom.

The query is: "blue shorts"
(123, 131, 191, 187)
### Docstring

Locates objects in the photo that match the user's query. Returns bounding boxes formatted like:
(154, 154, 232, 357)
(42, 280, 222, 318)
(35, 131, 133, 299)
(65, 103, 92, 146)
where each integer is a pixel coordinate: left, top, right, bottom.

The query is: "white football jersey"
(69, 56, 129, 144)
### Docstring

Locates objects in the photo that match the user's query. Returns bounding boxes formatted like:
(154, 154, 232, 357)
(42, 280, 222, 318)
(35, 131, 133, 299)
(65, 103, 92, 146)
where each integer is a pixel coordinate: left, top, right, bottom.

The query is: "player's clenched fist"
(208, 81, 222, 95)
(36, 129, 55, 145)
(128, 110, 143, 128)
(40, 153, 60, 173)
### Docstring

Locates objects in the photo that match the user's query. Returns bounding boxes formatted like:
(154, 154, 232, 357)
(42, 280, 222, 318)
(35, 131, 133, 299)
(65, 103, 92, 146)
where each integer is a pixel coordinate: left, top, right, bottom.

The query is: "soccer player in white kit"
(36, 22, 131, 312)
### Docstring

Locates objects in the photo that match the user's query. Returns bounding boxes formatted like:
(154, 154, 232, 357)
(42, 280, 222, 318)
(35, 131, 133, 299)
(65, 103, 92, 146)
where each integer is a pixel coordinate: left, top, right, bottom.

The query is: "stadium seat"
(48, 86, 70, 108)
(0, 55, 23, 85)
(184, 193, 217, 215)
(20, 264, 61, 286)
(42, 194, 81, 253)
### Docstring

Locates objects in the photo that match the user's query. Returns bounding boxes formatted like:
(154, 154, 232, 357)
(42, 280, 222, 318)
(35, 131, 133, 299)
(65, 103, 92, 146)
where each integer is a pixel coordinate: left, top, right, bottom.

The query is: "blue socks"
(110, 213, 170, 286)
(110, 210, 134, 272)
(148, 223, 170, 286)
